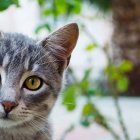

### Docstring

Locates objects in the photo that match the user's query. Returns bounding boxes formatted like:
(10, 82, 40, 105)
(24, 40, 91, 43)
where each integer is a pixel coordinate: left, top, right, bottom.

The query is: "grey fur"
(0, 23, 79, 140)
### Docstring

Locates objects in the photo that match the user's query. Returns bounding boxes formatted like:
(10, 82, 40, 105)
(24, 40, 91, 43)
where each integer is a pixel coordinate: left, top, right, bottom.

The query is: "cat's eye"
(24, 76, 43, 91)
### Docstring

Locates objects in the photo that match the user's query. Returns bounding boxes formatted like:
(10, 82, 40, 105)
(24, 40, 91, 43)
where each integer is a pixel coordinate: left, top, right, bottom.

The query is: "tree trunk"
(112, 0, 140, 96)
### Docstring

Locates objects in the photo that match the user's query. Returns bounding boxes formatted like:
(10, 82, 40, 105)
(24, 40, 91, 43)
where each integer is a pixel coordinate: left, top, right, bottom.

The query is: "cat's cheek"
(22, 84, 51, 105)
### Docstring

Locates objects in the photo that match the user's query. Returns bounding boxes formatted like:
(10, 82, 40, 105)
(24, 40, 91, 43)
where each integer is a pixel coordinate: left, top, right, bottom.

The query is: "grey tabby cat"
(0, 23, 79, 140)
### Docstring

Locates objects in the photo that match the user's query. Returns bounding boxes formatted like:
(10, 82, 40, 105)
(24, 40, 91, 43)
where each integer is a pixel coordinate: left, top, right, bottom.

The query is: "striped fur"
(0, 23, 79, 140)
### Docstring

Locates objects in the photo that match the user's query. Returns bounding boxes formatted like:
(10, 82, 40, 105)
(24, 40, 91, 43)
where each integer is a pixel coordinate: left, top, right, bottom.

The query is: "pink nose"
(2, 101, 18, 114)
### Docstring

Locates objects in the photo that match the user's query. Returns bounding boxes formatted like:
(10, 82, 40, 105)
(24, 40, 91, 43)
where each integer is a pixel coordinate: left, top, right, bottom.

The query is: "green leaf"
(73, 0, 81, 14)
(87, 87, 96, 96)
(82, 103, 93, 116)
(12, 0, 19, 6)
(54, 0, 68, 16)
(80, 118, 90, 127)
(37, 0, 45, 6)
(62, 85, 77, 111)
(105, 65, 120, 81)
(66, 102, 76, 111)
(109, 71, 121, 81)
(85, 43, 97, 51)
(116, 76, 129, 92)
(0, 0, 19, 11)
(82, 69, 91, 80)
(119, 60, 133, 73)
(67, 0, 81, 14)
(79, 80, 89, 93)
(42, 9, 53, 16)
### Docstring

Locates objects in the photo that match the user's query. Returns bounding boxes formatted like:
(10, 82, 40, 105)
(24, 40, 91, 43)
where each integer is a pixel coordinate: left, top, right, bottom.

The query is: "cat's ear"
(38, 23, 79, 65)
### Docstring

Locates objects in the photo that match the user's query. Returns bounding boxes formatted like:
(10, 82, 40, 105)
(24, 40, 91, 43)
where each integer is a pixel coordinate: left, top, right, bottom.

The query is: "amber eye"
(24, 76, 42, 90)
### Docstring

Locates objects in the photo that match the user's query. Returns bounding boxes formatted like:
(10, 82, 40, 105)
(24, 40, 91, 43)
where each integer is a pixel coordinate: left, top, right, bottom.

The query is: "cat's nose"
(2, 101, 18, 114)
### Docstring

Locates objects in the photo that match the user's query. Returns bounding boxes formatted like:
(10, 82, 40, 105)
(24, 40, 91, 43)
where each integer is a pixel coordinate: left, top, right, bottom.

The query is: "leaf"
(85, 43, 97, 51)
(116, 76, 129, 92)
(109, 71, 121, 81)
(54, 0, 67, 16)
(42, 9, 53, 16)
(79, 80, 89, 93)
(82, 69, 91, 80)
(87, 87, 96, 96)
(73, 0, 81, 14)
(82, 103, 93, 117)
(67, 0, 81, 14)
(37, 0, 45, 6)
(105, 65, 120, 81)
(62, 85, 77, 111)
(79, 70, 91, 93)
(80, 118, 90, 127)
(119, 60, 133, 73)
(81, 103, 109, 129)
(0, 0, 19, 11)
(12, 0, 19, 6)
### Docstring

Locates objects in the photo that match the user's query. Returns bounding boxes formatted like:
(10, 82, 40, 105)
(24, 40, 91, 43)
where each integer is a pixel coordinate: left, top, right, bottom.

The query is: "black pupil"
(31, 79, 35, 85)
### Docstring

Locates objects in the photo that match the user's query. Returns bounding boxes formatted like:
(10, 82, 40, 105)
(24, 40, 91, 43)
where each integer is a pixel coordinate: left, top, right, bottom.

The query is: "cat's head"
(0, 23, 79, 133)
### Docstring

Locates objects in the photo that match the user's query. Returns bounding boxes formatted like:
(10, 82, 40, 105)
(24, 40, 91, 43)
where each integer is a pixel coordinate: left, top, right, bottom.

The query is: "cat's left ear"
(38, 23, 79, 66)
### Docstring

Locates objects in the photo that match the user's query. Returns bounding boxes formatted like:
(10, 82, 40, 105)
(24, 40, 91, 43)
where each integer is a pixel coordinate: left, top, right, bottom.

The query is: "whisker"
(30, 120, 41, 130)
(33, 114, 47, 122)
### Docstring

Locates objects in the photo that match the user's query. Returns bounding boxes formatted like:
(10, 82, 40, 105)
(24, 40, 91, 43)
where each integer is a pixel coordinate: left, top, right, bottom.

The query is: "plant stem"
(91, 102, 120, 140)
(105, 42, 130, 140)
(60, 125, 74, 140)
(107, 126, 120, 140)
(113, 94, 130, 140)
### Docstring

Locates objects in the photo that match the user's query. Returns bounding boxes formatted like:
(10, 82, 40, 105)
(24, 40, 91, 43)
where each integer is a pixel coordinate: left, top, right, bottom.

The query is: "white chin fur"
(0, 119, 22, 128)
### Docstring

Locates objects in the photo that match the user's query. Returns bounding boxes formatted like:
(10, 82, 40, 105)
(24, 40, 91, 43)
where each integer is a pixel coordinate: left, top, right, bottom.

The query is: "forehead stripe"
(2, 54, 10, 68)
(32, 64, 39, 72)
(24, 57, 30, 70)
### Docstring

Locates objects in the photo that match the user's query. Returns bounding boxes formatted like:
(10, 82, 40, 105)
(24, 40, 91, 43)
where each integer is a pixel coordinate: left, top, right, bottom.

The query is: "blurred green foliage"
(35, 23, 52, 33)
(41, 0, 81, 16)
(0, 1, 135, 140)
(85, 43, 97, 51)
(0, 0, 112, 12)
(81, 102, 109, 129)
(62, 43, 133, 140)
(83, 0, 112, 11)
(36, 0, 82, 32)
(105, 60, 133, 92)
(0, 0, 19, 11)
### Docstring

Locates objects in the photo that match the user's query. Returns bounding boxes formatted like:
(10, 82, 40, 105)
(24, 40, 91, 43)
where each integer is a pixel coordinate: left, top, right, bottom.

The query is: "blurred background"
(0, 0, 140, 140)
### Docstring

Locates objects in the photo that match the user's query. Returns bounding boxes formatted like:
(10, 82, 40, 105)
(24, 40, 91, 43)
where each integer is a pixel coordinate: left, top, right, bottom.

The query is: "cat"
(0, 23, 79, 140)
